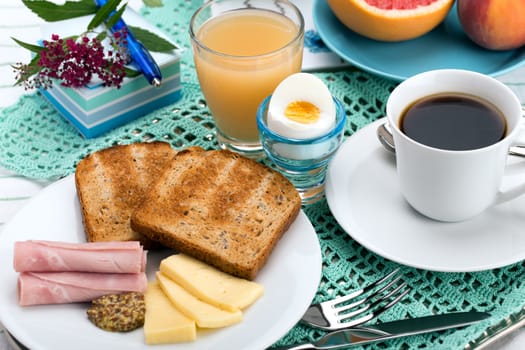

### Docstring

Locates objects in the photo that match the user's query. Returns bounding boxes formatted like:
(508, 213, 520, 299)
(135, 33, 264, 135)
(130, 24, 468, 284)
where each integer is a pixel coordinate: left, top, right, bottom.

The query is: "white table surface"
(2, 1, 525, 349)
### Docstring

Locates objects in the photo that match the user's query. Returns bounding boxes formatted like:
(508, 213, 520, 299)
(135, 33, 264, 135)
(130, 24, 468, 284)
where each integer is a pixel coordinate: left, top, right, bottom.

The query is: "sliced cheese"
(160, 254, 264, 312)
(156, 272, 242, 328)
(144, 281, 196, 344)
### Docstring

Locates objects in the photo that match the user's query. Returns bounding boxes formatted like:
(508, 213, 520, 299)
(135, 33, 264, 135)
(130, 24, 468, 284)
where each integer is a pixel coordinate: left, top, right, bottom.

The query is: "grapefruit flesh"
(327, 0, 454, 42)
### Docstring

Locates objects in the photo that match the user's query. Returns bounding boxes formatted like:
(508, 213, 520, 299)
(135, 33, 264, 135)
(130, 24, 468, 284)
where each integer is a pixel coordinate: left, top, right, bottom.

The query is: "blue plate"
(313, 0, 525, 81)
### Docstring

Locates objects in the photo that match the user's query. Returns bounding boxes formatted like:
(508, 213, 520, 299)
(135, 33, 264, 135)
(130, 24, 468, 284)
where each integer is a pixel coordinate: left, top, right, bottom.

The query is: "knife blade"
(271, 311, 490, 350)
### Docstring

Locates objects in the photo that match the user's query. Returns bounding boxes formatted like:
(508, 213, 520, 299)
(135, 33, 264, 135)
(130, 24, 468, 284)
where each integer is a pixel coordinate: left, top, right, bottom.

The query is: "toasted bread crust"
(131, 149, 301, 280)
(75, 142, 179, 248)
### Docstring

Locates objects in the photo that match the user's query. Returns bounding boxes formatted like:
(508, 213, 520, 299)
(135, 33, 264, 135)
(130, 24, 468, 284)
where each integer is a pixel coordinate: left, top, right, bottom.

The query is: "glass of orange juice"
(190, 0, 304, 158)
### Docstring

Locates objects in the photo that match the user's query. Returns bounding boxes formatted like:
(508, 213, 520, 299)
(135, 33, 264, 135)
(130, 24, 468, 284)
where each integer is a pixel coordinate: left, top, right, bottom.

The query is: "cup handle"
(496, 181, 525, 204)
(496, 123, 525, 204)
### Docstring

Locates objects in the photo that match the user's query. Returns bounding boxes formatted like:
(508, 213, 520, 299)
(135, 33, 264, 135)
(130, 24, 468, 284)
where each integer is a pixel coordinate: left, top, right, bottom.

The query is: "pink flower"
(14, 31, 129, 90)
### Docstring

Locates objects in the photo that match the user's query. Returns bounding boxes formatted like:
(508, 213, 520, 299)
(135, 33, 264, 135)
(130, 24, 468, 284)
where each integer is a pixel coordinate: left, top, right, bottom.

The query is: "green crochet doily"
(1, 1, 524, 349)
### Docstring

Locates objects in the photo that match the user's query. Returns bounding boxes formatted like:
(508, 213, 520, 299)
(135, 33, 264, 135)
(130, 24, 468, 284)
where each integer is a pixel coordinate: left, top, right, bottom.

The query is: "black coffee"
(400, 93, 506, 151)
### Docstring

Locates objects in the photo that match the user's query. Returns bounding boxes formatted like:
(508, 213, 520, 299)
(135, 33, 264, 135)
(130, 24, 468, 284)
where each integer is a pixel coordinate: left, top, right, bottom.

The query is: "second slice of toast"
(130, 149, 302, 280)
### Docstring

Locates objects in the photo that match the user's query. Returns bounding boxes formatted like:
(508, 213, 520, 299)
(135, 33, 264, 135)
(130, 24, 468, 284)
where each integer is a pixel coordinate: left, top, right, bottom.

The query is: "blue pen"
(94, 0, 162, 87)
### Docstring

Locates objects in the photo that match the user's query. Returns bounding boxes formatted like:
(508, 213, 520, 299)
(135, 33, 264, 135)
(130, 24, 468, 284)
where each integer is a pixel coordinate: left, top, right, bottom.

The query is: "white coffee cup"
(386, 69, 524, 222)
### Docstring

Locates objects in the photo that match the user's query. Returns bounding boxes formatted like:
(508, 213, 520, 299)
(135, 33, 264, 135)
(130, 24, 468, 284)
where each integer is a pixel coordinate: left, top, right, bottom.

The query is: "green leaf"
(105, 4, 127, 29)
(11, 37, 43, 54)
(88, 0, 122, 30)
(125, 67, 141, 78)
(21, 0, 98, 22)
(96, 31, 108, 42)
(143, 0, 163, 7)
(130, 26, 177, 52)
(63, 34, 80, 42)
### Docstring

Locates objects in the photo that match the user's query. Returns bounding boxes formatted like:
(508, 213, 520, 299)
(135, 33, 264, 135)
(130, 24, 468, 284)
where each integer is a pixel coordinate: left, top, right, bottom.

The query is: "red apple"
(457, 0, 525, 50)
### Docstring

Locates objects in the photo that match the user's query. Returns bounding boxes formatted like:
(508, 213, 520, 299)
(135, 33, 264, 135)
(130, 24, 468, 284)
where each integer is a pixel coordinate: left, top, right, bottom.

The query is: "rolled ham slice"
(14, 240, 147, 273)
(18, 271, 148, 306)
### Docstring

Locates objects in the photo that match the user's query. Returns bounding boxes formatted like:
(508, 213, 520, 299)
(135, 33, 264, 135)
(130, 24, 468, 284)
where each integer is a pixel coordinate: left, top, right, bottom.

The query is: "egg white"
(267, 73, 336, 139)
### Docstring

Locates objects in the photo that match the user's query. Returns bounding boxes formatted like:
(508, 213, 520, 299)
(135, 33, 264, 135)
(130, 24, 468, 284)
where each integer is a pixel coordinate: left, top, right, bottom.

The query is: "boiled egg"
(267, 73, 336, 139)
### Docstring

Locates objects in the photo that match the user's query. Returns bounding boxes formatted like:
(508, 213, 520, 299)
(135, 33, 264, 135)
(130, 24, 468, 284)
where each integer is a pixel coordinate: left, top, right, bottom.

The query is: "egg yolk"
(284, 101, 320, 124)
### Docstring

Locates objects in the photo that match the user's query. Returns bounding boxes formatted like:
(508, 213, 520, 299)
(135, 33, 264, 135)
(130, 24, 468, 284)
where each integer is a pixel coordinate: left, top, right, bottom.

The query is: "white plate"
(0, 175, 322, 350)
(326, 119, 525, 272)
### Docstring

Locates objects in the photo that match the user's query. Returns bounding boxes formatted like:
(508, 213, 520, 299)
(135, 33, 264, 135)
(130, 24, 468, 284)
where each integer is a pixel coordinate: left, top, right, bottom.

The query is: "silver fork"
(301, 268, 411, 331)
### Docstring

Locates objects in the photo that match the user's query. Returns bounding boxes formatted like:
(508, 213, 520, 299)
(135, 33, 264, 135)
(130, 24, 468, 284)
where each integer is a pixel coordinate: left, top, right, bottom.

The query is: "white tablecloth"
(2, 1, 525, 349)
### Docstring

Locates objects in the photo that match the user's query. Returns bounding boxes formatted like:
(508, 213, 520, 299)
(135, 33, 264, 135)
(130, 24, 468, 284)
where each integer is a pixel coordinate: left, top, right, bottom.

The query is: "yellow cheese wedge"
(144, 281, 196, 344)
(160, 254, 264, 312)
(156, 272, 243, 328)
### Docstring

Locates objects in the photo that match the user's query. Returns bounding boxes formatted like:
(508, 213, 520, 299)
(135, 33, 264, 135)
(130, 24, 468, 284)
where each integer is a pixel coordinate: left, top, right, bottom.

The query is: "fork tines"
(305, 268, 411, 330)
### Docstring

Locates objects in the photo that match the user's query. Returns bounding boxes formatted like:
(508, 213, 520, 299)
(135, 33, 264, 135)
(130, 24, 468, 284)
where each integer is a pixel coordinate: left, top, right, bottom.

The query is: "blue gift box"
(38, 10, 182, 138)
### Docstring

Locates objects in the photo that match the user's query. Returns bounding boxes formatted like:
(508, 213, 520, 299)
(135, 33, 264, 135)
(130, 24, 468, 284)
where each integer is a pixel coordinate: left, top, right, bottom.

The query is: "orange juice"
(192, 8, 304, 145)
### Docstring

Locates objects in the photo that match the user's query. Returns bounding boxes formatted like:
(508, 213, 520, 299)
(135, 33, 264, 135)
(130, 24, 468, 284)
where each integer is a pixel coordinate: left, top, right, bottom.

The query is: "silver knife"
(271, 311, 490, 350)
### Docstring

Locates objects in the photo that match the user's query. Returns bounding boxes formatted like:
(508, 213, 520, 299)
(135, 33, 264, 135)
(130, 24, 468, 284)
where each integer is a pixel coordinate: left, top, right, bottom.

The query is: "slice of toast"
(130, 149, 302, 280)
(75, 142, 179, 248)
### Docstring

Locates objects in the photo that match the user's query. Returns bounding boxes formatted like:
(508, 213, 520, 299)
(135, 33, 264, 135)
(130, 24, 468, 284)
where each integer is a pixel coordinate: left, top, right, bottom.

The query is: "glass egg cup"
(257, 95, 346, 205)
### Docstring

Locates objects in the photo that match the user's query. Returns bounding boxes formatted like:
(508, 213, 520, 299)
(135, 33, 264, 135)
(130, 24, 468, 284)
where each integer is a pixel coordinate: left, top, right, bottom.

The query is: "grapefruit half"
(327, 0, 454, 42)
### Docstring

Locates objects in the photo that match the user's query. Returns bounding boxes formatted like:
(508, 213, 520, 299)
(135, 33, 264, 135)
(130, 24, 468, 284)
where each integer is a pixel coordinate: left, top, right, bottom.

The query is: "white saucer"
(326, 119, 525, 272)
